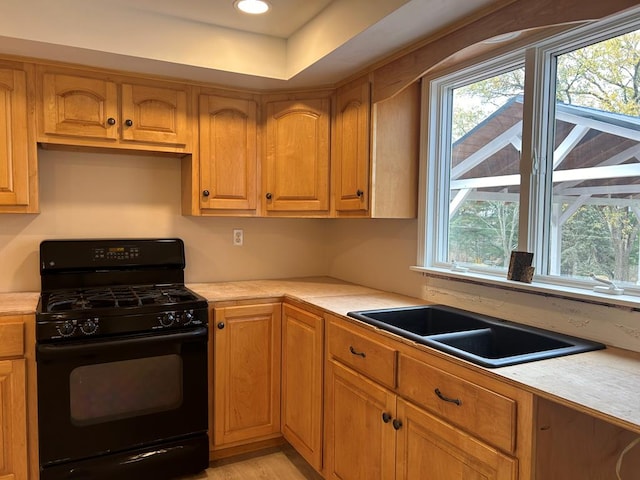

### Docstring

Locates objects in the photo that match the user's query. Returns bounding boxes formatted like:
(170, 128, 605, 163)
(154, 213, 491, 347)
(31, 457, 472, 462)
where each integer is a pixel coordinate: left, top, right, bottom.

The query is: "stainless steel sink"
(347, 305, 605, 368)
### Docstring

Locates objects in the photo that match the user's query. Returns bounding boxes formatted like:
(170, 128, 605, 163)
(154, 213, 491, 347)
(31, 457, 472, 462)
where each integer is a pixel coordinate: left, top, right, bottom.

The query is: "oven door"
(36, 327, 208, 467)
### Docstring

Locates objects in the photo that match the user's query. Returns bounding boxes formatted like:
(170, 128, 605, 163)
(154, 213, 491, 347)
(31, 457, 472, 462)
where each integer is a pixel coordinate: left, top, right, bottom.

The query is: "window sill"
(410, 266, 640, 310)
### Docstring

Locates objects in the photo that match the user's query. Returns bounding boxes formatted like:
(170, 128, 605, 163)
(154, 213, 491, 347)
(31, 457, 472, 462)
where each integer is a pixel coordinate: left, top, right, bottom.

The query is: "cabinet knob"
(203, 190, 210, 197)
(356, 189, 364, 197)
(392, 419, 403, 430)
(125, 119, 133, 127)
(107, 117, 116, 126)
(217, 322, 225, 329)
(265, 192, 272, 200)
(382, 412, 392, 423)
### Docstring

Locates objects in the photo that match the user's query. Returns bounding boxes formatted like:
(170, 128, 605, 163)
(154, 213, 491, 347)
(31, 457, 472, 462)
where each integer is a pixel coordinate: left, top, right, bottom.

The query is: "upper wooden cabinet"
(333, 77, 371, 216)
(332, 77, 420, 219)
(263, 94, 331, 215)
(0, 64, 38, 213)
(120, 83, 188, 146)
(369, 81, 420, 219)
(37, 68, 190, 152)
(198, 94, 258, 214)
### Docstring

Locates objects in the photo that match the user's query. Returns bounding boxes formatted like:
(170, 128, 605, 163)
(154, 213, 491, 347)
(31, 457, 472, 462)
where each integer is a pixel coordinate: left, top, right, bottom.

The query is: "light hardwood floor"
(182, 447, 323, 480)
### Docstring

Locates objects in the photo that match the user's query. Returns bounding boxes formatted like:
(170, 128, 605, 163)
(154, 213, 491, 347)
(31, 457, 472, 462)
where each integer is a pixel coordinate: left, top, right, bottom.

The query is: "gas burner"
(41, 285, 200, 313)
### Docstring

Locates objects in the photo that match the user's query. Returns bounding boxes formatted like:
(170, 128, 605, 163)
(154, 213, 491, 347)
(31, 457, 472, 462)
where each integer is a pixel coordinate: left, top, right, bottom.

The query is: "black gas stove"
(35, 238, 210, 480)
(36, 238, 208, 342)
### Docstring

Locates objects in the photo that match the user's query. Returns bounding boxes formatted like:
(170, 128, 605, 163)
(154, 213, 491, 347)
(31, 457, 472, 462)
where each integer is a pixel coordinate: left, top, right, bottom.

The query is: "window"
(421, 10, 640, 297)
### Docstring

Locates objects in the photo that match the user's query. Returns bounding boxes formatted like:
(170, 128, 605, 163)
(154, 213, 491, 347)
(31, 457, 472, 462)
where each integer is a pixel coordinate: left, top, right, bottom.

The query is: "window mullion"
(519, 46, 555, 274)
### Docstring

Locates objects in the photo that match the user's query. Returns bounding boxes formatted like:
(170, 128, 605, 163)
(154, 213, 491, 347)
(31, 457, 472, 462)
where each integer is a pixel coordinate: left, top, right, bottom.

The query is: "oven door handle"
(37, 327, 208, 360)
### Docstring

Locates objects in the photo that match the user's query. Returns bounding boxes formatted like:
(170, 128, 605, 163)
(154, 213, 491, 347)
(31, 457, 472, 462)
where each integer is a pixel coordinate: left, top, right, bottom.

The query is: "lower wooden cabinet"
(0, 360, 28, 480)
(281, 303, 324, 471)
(208, 302, 633, 480)
(324, 314, 524, 480)
(325, 360, 396, 480)
(0, 317, 28, 480)
(325, 359, 517, 480)
(211, 303, 282, 450)
(396, 399, 517, 480)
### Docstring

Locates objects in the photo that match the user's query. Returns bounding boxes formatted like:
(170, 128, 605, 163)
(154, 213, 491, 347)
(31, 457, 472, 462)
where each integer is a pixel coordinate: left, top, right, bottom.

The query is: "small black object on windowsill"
(507, 251, 534, 283)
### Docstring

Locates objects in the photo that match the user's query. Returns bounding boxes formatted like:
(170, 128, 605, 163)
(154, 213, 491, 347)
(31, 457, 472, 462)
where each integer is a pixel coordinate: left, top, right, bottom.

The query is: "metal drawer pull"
(382, 412, 392, 423)
(392, 419, 403, 430)
(435, 388, 462, 406)
(349, 346, 366, 358)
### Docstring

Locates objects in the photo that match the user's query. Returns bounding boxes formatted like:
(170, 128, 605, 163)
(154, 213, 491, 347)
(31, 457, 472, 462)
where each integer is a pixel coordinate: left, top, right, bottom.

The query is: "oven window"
(69, 354, 183, 426)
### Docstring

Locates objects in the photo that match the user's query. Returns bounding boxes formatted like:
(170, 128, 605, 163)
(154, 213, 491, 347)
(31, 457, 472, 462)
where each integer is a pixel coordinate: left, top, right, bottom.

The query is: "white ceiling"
(0, 0, 499, 89)
(116, 0, 336, 38)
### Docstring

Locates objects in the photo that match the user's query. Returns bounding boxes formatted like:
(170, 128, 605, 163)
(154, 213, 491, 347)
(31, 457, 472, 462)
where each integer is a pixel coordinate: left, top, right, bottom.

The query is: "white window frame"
(416, 8, 640, 307)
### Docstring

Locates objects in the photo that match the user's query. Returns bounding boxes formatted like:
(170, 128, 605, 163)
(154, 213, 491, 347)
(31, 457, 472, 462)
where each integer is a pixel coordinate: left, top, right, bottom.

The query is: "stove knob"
(80, 319, 98, 335)
(183, 311, 194, 325)
(160, 313, 175, 327)
(58, 321, 75, 336)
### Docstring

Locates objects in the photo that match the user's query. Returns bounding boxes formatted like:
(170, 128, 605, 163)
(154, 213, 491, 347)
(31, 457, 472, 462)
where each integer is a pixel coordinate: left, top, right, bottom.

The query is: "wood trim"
(372, 0, 640, 102)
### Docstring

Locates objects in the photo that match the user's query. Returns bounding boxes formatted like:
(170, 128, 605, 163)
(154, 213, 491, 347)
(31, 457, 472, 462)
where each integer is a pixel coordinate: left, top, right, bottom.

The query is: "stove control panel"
(37, 307, 207, 342)
(54, 318, 100, 338)
(92, 246, 141, 261)
(155, 309, 202, 329)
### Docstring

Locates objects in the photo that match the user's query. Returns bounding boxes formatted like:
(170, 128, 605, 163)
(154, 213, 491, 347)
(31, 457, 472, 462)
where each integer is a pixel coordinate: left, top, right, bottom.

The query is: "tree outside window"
(441, 27, 640, 285)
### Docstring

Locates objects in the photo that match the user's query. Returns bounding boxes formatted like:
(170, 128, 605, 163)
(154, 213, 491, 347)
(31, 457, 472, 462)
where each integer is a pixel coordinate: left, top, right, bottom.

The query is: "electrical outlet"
(233, 229, 244, 246)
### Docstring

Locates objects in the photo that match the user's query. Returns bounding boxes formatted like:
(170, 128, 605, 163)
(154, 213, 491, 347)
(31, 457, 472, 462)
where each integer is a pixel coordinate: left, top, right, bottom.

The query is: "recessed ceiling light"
(234, 0, 271, 15)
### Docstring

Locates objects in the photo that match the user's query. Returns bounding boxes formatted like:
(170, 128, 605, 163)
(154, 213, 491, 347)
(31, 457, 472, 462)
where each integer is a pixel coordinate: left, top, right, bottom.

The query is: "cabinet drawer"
(328, 320, 397, 388)
(398, 353, 516, 453)
(0, 322, 24, 357)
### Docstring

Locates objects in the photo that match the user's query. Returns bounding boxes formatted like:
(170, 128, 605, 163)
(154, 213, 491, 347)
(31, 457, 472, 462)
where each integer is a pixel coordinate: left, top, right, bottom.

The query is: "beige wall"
(0, 149, 332, 292)
(325, 218, 422, 298)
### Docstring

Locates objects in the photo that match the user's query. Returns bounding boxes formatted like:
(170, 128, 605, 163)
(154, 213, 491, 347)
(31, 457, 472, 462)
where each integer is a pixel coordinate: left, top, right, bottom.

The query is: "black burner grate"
(42, 285, 199, 313)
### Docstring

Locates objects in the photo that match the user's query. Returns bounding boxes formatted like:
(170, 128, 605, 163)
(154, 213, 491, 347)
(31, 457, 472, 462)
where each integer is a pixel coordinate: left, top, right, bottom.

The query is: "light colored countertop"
(0, 291, 40, 315)
(2, 276, 639, 434)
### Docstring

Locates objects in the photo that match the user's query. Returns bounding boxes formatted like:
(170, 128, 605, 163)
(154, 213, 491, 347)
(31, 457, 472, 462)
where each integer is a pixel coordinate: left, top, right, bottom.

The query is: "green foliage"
(556, 32, 640, 115)
(561, 205, 639, 282)
(449, 201, 519, 268)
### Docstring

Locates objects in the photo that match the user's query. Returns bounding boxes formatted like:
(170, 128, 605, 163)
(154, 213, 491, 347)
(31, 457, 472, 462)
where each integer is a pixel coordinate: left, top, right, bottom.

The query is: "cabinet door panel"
(213, 303, 281, 447)
(325, 361, 396, 480)
(199, 95, 257, 211)
(0, 68, 30, 207)
(265, 98, 330, 213)
(0, 359, 28, 480)
(281, 304, 323, 470)
(334, 79, 370, 213)
(396, 399, 517, 480)
(121, 84, 188, 146)
(42, 73, 118, 140)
